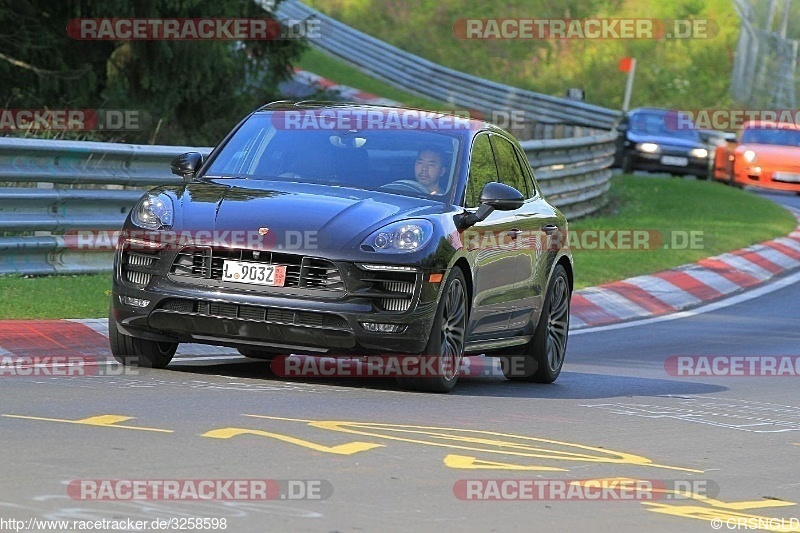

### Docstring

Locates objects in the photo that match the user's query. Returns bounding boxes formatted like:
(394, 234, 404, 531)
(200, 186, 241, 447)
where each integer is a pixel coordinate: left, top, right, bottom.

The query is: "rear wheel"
(396, 268, 467, 393)
(109, 305, 177, 368)
(502, 264, 570, 383)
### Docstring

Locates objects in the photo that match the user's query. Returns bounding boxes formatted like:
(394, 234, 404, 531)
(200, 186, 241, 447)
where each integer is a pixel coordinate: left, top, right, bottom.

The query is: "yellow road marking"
(444, 454, 567, 471)
(643, 503, 800, 532)
(242, 415, 701, 472)
(1, 414, 173, 433)
(200, 427, 383, 455)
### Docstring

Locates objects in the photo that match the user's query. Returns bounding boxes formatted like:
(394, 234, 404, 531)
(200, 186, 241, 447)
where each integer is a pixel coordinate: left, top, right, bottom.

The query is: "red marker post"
(619, 57, 637, 112)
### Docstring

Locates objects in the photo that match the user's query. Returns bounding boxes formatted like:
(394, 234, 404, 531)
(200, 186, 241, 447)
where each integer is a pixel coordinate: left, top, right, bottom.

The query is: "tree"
(0, 0, 307, 144)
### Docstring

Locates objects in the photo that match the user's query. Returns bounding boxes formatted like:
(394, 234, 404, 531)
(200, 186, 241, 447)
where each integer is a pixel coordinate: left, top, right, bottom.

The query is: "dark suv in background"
(613, 107, 709, 178)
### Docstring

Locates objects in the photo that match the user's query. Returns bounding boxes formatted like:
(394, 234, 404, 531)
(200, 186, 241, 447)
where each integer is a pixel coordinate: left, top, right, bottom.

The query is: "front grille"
(159, 298, 349, 330)
(170, 248, 344, 292)
(121, 250, 160, 289)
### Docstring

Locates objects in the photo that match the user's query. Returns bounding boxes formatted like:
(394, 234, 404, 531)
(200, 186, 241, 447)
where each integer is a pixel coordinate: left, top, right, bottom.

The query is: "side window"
(489, 136, 528, 197)
(512, 146, 536, 198)
(466, 133, 499, 208)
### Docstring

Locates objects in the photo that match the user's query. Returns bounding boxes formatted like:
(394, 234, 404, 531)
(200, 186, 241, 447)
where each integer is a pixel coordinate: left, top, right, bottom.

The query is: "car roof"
(742, 120, 800, 131)
(254, 100, 496, 133)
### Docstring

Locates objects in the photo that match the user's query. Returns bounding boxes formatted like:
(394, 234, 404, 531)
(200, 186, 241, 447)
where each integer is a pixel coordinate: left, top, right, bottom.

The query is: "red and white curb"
(292, 68, 400, 106)
(570, 208, 800, 329)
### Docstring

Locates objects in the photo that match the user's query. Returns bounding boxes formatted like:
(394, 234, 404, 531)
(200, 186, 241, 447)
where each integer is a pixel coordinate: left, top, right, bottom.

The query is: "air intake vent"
(380, 281, 415, 312)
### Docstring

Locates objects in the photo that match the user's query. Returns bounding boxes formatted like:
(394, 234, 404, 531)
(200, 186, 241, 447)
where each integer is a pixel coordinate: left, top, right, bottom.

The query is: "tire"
(396, 268, 468, 393)
(108, 303, 177, 368)
(621, 152, 634, 174)
(727, 157, 738, 187)
(237, 347, 279, 361)
(502, 264, 570, 383)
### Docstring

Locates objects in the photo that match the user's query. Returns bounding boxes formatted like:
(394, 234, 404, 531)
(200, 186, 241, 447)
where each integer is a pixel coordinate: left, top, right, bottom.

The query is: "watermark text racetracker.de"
(0, 356, 138, 377)
(455, 228, 705, 251)
(665, 109, 800, 131)
(0, 109, 144, 132)
(665, 356, 800, 377)
(453, 478, 719, 500)
(66, 17, 321, 40)
(67, 478, 332, 501)
(453, 18, 718, 40)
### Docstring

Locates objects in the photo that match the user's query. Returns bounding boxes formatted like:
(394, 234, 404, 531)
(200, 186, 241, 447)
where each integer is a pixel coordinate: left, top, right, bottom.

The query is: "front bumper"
(628, 150, 709, 177)
(111, 244, 443, 355)
(736, 164, 800, 192)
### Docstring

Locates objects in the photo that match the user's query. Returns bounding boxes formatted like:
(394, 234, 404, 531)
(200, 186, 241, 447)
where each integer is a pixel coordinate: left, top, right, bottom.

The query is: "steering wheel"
(381, 179, 431, 194)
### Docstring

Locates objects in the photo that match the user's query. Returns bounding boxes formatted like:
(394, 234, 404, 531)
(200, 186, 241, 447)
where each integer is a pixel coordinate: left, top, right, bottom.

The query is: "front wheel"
(396, 268, 467, 393)
(109, 304, 177, 368)
(621, 152, 634, 174)
(502, 264, 570, 383)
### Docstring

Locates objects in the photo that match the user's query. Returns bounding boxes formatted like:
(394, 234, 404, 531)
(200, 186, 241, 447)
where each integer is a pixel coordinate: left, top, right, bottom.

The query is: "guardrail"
(274, 0, 619, 131)
(0, 134, 613, 274)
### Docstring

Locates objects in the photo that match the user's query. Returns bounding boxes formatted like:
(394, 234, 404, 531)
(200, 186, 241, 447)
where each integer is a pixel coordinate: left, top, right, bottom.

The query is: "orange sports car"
(713, 120, 800, 194)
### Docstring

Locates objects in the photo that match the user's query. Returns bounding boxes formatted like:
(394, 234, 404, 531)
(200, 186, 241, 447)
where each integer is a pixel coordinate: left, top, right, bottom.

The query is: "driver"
(414, 149, 447, 195)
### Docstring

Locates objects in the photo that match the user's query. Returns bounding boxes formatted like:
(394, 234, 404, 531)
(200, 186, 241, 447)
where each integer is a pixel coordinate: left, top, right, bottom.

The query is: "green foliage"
(0, 0, 307, 145)
(305, 0, 739, 110)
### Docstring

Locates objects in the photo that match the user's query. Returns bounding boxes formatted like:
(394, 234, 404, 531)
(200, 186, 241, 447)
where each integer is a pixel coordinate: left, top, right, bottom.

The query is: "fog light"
(120, 295, 150, 308)
(361, 322, 406, 333)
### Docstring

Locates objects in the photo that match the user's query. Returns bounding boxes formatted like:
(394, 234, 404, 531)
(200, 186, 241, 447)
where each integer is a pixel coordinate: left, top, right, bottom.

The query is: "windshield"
(205, 111, 464, 200)
(629, 111, 700, 140)
(740, 126, 800, 147)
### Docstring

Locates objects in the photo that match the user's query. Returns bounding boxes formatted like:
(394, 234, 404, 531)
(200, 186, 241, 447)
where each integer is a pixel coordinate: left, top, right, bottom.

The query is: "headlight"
(743, 150, 757, 163)
(690, 148, 709, 158)
(131, 192, 174, 230)
(361, 220, 434, 253)
(637, 142, 659, 153)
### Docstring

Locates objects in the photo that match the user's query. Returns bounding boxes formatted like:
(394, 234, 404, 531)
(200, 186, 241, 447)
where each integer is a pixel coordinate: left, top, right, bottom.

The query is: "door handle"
(540, 224, 559, 234)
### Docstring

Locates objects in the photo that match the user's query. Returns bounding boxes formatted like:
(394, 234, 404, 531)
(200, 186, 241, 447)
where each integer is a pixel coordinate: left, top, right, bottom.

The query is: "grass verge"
(0, 177, 795, 318)
(296, 48, 448, 110)
(0, 274, 111, 320)
(569, 176, 798, 289)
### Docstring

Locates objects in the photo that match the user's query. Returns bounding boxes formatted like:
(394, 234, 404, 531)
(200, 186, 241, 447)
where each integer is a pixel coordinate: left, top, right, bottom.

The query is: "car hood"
(172, 179, 442, 252)
(627, 132, 704, 149)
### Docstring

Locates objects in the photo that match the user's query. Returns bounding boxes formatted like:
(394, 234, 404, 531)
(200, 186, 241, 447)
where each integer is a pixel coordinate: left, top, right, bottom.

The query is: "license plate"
(774, 172, 800, 183)
(222, 261, 286, 287)
(661, 156, 688, 167)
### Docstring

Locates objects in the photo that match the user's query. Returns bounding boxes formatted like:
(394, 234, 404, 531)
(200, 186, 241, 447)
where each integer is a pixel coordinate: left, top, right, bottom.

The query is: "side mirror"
(457, 182, 524, 230)
(724, 132, 737, 143)
(171, 152, 204, 180)
(479, 181, 524, 210)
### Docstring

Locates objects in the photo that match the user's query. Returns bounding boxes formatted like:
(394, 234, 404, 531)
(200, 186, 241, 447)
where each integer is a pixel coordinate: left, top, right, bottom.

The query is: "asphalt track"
(0, 190, 799, 533)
